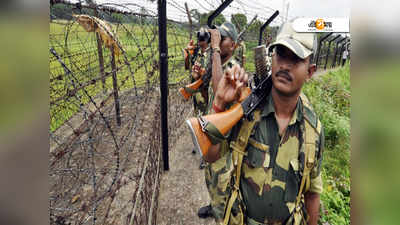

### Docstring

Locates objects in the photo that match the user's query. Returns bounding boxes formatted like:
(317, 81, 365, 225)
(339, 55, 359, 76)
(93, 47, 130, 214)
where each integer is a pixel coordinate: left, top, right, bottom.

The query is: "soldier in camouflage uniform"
(184, 27, 211, 119)
(198, 22, 240, 219)
(202, 22, 324, 225)
(184, 28, 211, 167)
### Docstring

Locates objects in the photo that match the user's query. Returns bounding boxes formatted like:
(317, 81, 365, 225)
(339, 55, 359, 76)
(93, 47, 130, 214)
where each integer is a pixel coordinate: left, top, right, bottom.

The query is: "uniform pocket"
(242, 139, 271, 196)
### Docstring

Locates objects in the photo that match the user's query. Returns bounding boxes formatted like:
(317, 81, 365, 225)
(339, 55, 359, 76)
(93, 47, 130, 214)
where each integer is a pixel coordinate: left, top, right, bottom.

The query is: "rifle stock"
(179, 66, 207, 100)
(186, 87, 251, 156)
(179, 78, 204, 100)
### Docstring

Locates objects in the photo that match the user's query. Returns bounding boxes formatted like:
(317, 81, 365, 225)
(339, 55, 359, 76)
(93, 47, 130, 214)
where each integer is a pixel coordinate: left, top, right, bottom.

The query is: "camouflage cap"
(216, 22, 238, 43)
(269, 22, 317, 59)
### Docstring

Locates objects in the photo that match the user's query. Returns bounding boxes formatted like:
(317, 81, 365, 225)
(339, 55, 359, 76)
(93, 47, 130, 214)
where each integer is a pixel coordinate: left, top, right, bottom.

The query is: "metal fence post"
(110, 45, 121, 126)
(316, 32, 332, 68)
(184, 2, 193, 40)
(332, 37, 346, 68)
(94, 9, 107, 93)
(324, 35, 340, 70)
(158, 0, 169, 171)
(340, 39, 349, 66)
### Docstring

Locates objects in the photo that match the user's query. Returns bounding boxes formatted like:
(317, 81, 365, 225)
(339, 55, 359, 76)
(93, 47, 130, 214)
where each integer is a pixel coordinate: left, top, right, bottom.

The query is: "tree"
(231, 13, 247, 31)
(199, 12, 226, 26)
(199, 12, 208, 26)
(50, 3, 73, 20)
(111, 13, 124, 23)
(190, 9, 201, 23)
(213, 14, 226, 26)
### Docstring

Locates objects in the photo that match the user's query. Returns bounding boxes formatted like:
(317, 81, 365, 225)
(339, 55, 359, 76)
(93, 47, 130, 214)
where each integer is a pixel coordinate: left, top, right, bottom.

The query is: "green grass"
(243, 41, 258, 73)
(50, 20, 189, 131)
(303, 64, 350, 224)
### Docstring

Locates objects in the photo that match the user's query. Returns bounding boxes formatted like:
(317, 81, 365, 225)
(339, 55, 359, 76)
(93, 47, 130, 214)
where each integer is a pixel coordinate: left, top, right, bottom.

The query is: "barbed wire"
(49, 1, 350, 225)
(49, 1, 189, 225)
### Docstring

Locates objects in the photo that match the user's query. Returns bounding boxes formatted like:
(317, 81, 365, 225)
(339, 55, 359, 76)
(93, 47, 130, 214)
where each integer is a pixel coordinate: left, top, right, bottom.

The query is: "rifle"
(179, 0, 234, 100)
(186, 11, 280, 157)
(253, 10, 279, 86)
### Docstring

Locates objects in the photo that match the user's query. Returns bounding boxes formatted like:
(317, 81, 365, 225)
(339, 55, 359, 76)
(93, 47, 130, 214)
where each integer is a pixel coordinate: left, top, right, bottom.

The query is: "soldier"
(184, 27, 211, 167)
(197, 21, 240, 219)
(203, 22, 324, 225)
(184, 27, 211, 119)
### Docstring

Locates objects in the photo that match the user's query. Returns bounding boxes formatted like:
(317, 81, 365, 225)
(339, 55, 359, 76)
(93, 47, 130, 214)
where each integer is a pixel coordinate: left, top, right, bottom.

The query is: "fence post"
(316, 32, 332, 69)
(158, 0, 169, 171)
(332, 37, 346, 68)
(184, 2, 193, 40)
(94, 11, 106, 94)
(340, 39, 349, 66)
(324, 35, 340, 70)
(110, 45, 121, 126)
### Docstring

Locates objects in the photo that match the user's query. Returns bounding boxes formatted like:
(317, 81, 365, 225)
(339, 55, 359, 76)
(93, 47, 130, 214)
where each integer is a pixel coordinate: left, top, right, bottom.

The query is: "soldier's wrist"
(213, 96, 226, 112)
(211, 44, 220, 50)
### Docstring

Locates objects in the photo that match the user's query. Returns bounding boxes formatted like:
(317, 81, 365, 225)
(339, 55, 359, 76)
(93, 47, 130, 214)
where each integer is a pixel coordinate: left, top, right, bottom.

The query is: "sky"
(68, 0, 350, 26)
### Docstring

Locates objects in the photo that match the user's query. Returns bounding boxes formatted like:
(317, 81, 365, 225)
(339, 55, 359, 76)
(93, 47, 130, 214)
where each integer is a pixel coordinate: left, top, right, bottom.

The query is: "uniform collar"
(222, 55, 236, 68)
(260, 93, 303, 125)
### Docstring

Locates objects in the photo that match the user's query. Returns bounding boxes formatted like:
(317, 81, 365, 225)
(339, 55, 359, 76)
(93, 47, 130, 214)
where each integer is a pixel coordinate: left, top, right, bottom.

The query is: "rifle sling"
(223, 110, 261, 225)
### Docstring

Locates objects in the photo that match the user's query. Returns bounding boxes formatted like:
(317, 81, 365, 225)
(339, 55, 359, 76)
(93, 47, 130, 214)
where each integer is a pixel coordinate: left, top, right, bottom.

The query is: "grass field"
(50, 20, 189, 131)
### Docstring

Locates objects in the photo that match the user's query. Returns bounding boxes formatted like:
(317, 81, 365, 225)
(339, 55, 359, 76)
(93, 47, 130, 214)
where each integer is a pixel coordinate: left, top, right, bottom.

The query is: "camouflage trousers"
(204, 151, 235, 222)
(193, 90, 208, 116)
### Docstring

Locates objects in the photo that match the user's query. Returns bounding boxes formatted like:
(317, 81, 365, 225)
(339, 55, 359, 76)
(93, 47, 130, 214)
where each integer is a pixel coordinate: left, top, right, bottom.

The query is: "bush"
(303, 65, 350, 224)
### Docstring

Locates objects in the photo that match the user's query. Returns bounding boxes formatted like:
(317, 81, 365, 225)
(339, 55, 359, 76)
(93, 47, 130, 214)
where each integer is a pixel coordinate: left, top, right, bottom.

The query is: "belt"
(246, 216, 283, 225)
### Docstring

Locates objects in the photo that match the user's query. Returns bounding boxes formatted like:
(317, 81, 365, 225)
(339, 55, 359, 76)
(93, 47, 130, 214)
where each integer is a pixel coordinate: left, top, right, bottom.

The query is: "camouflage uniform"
(192, 47, 211, 116)
(200, 21, 323, 225)
(209, 93, 324, 225)
(204, 56, 239, 217)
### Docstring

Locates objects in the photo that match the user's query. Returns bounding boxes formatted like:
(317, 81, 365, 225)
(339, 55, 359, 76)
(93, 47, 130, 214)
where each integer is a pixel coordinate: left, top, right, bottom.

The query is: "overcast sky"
(70, 0, 350, 26)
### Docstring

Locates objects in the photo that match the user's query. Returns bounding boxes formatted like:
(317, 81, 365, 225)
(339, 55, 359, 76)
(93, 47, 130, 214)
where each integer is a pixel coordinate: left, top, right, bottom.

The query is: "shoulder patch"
(303, 105, 317, 129)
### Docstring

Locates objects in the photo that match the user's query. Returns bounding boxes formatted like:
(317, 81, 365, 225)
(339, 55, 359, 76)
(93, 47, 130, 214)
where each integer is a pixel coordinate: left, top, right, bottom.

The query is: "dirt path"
(156, 131, 215, 225)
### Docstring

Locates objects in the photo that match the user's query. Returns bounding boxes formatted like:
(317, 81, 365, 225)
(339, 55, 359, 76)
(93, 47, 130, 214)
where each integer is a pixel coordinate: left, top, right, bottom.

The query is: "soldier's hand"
(214, 64, 248, 110)
(208, 29, 221, 49)
(186, 39, 195, 55)
(192, 63, 201, 80)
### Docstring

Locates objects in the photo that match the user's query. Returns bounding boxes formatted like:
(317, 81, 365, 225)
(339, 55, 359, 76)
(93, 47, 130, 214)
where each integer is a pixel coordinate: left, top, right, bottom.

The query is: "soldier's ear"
(230, 41, 235, 51)
(308, 64, 317, 78)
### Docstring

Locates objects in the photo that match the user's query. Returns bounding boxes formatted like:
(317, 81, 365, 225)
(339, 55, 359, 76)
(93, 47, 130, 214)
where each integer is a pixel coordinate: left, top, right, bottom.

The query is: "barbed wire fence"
(49, 0, 192, 224)
(49, 0, 351, 224)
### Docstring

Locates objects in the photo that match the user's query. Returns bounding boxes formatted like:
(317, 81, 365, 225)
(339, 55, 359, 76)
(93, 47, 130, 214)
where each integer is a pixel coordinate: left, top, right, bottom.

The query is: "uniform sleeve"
(308, 124, 325, 194)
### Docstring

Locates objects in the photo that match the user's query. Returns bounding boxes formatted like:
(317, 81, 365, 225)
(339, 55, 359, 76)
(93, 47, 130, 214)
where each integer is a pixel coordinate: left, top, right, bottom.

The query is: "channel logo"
(292, 18, 349, 32)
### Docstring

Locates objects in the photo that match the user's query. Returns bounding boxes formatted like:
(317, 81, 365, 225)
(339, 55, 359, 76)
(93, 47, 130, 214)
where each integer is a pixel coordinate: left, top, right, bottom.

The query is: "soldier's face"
(271, 45, 315, 97)
(220, 36, 235, 58)
(198, 40, 208, 49)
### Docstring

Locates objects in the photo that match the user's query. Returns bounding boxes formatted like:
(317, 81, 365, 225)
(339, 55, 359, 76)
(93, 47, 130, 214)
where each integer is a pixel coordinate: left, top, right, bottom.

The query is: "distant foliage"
(231, 13, 247, 31)
(303, 65, 351, 224)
